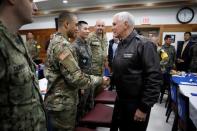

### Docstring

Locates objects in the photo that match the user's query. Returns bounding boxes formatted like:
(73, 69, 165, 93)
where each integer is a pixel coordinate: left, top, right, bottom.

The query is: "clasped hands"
(102, 76, 110, 87)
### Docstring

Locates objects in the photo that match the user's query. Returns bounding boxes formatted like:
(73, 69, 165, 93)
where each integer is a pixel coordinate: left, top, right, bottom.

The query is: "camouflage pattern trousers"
(47, 107, 77, 131)
(76, 88, 94, 124)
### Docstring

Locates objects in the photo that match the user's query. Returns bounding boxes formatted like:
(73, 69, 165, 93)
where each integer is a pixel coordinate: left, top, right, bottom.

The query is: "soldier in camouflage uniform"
(72, 21, 94, 124)
(26, 32, 41, 61)
(87, 19, 108, 95)
(44, 12, 109, 131)
(159, 35, 176, 103)
(0, 0, 47, 131)
(160, 35, 176, 73)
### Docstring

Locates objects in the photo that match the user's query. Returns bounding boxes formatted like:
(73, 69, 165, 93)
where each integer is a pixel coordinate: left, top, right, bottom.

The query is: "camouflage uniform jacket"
(26, 39, 40, 60)
(0, 22, 47, 131)
(160, 43, 176, 71)
(87, 32, 108, 76)
(72, 37, 92, 74)
(44, 32, 102, 111)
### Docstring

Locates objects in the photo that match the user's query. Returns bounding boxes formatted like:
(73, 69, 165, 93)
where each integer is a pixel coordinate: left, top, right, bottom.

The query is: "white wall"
(20, 6, 197, 30)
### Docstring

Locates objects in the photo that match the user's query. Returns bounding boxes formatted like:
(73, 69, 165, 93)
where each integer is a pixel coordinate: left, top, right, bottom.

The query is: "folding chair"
(79, 103, 113, 128)
(94, 90, 117, 104)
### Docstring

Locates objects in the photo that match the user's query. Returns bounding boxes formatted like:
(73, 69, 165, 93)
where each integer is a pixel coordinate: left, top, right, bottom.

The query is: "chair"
(166, 80, 178, 122)
(94, 90, 117, 104)
(75, 127, 96, 131)
(79, 103, 113, 128)
(160, 72, 171, 103)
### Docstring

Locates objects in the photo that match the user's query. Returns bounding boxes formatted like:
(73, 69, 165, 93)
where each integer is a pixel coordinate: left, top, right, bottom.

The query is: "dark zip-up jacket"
(112, 30, 162, 112)
(72, 37, 92, 74)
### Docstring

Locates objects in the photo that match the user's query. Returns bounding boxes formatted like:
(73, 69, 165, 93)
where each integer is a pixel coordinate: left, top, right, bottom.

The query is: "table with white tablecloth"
(179, 84, 197, 128)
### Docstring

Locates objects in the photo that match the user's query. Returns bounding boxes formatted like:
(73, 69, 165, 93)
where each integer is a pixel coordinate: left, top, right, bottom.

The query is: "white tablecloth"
(179, 85, 197, 128)
(190, 97, 197, 127)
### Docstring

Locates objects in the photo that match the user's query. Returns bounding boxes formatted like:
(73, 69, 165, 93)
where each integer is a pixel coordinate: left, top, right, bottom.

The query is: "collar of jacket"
(75, 37, 87, 45)
(0, 21, 26, 54)
(90, 31, 107, 41)
(55, 32, 69, 41)
(163, 43, 171, 48)
(120, 29, 137, 45)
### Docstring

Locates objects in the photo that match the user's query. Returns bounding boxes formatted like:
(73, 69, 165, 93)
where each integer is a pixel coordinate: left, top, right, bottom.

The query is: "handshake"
(102, 76, 111, 87)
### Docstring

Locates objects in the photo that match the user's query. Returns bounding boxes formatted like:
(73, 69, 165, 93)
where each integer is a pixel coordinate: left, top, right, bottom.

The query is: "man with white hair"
(110, 12, 162, 131)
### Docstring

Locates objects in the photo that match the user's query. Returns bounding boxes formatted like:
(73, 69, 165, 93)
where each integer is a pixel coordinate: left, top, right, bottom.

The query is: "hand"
(134, 109, 147, 122)
(177, 58, 184, 63)
(102, 76, 110, 87)
(80, 89, 85, 95)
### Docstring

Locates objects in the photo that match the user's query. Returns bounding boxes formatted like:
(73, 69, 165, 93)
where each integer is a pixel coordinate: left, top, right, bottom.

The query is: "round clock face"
(177, 7, 194, 24)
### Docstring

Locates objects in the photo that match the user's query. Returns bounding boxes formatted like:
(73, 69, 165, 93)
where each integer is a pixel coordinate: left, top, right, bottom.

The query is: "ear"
(63, 21, 69, 29)
(124, 21, 129, 29)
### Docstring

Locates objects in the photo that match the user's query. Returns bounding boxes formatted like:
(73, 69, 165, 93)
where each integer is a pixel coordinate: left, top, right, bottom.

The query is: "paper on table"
(180, 82, 197, 86)
(173, 75, 185, 77)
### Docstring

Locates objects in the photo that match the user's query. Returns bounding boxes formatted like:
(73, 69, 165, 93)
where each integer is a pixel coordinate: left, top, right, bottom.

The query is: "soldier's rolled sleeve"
(54, 43, 102, 89)
(0, 52, 6, 79)
(90, 75, 103, 88)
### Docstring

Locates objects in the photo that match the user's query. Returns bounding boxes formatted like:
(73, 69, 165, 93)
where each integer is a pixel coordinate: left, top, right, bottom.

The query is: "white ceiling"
(34, 0, 197, 16)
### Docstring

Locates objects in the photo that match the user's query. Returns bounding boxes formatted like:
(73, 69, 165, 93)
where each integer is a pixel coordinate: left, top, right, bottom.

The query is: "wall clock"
(176, 7, 194, 24)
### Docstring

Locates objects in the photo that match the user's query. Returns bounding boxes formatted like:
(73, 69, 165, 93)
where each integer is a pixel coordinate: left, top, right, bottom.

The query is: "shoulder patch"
(58, 51, 70, 61)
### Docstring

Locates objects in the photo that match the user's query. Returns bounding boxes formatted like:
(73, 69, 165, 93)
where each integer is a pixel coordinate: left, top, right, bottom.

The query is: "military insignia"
(83, 59, 86, 63)
(123, 53, 133, 58)
(91, 42, 100, 46)
(59, 51, 70, 61)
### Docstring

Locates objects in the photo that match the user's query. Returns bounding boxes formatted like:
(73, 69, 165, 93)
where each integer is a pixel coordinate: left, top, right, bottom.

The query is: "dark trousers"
(110, 98, 151, 131)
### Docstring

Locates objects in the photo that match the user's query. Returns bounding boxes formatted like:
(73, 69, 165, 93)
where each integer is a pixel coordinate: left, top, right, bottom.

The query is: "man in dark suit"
(108, 35, 119, 71)
(176, 32, 193, 72)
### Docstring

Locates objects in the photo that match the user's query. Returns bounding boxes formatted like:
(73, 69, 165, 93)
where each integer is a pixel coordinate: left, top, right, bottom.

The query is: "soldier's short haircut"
(164, 35, 171, 40)
(184, 32, 192, 36)
(58, 11, 75, 27)
(114, 12, 135, 26)
(78, 21, 88, 29)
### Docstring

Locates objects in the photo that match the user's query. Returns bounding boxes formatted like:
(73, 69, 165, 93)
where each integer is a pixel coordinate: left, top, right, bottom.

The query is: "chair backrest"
(79, 104, 113, 127)
(94, 90, 117, 104)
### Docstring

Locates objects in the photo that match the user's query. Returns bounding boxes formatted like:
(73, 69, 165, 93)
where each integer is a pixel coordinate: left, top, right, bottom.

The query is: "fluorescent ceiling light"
(33, 0, 48, 2)
(63, 0, 68, 4)
(146, 3, 154, 6)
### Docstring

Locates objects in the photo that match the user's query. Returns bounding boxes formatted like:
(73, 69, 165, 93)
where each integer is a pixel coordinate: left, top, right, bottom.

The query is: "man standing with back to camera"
(0, 0, 47, 130)
(110, 12, 161, 131)
(44, 12, 109, 131)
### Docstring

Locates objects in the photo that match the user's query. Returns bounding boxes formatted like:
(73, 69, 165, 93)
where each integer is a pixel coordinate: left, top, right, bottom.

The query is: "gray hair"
(114, 12, 135, 26)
